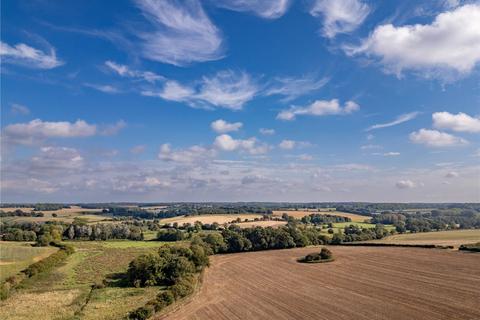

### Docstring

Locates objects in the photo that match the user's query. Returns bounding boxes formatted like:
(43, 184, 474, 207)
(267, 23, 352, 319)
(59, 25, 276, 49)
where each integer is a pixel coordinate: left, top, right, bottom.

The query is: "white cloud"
(0, 41, 63, 69)
(84, 83, 120, 94)
(345, 4, 480, 79)
(216, 0, 291, 19)
(277, 99, 359, 120)
(265, 75, 328, 102)
(214, 134, 269, 155)
(142, 70, 258, 110)
(101, 120, 127, 136)
(445, 171, 459, 178)
(134, 0, 223, 66)
(105, 60, 163, 83)
(259, 128, 275, 135)
(3, 119, 96, 145)
(279, 139, 296, 150)
(409, 129, 468, 147)
(373, 152, 400, 156)
(279, 140, 311, 150)
(432, 111, 480, 133)
(366, 112, 420, 131)
(158, 143, 215, 163)
(30, 146, 84, 171)
(211, 119, 243, 133)
(309, 0, 370, 38)
(396, 180, 416, 189)
(10, 103, 30, 115)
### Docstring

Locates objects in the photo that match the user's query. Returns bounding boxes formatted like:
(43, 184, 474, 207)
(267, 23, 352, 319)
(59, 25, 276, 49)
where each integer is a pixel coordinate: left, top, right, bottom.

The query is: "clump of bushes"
(127, 244, 208, 319)
(459, 242, 480, 252)
(298, 248, 334, 263)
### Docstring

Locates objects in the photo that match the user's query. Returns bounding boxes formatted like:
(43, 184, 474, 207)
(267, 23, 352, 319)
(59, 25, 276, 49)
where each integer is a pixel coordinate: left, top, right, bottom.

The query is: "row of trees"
(0, 210, 45, 218)
(300, 214, 352, 225)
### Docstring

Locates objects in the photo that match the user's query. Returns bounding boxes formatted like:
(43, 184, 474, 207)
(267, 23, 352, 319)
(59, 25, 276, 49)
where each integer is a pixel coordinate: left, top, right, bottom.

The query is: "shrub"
(320, 248, 333, 260)
(128, 304, 154, 320)
(171, 275, 195, 299)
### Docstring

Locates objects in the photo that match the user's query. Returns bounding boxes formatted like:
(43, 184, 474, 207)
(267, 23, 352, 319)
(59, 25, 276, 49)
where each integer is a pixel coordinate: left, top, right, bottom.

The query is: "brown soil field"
(272, 210, 369, 222)
(161, 214, 263, 225)
(1, 206, 107, 223)
(160, 246, 480, 320)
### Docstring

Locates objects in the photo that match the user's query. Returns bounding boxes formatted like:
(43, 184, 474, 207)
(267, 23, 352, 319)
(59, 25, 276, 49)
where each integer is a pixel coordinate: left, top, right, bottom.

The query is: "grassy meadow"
(0, 240, 170, 320)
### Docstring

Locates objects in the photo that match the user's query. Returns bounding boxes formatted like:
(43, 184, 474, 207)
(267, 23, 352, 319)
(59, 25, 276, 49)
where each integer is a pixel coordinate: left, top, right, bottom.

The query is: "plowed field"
(160, 246, 480, 320)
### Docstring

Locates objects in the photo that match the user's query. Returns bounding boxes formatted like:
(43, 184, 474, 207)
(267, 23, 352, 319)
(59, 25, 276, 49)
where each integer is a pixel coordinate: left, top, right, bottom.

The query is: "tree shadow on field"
(103, 272, 129, 288)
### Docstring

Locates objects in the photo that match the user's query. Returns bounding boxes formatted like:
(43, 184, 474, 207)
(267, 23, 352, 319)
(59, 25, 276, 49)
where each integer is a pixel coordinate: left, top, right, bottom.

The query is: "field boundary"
(332, 243, 453, 249)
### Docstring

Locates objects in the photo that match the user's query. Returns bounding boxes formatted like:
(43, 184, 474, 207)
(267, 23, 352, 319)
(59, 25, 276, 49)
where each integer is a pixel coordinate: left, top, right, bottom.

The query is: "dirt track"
(160, 246, 480, 320)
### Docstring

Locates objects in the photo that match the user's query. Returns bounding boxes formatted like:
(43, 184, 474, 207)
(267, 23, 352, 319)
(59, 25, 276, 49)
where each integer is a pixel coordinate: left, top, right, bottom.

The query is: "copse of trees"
(127, 244, 209, 319)
(156, 229, 186, 241)
(298, 248, 333, 263)
(63, 223, 143, 241)
(301, 214, 352, 225)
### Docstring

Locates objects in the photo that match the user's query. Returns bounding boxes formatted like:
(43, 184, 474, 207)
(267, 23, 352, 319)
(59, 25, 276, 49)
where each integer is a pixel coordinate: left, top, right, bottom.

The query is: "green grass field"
(0, 242, 58, 282)
(0, 240, 168, 320)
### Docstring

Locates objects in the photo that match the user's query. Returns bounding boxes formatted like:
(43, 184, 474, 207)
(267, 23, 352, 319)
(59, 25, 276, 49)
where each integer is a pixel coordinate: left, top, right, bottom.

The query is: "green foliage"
(156, 229, 186, 241)
(459, 242, 480, 252)
(170, 274, 195, 299)
(299, 248, 334, 263)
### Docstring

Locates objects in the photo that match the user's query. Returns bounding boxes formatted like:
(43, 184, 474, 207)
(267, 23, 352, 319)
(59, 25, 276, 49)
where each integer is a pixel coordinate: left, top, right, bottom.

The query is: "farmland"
(272, 210, 369, 222)
(161, 246, 480, 320)
(160, 214, 264, 225)
(1, 206, 109, 224)
(0, 240, 168, 320)
(370, 229, 480, 247)
(0, 242, 58, 281)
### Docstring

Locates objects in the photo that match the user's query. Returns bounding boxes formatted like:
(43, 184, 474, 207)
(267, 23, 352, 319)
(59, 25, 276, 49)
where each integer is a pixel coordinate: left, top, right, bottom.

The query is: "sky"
(1, 0, 479, 203)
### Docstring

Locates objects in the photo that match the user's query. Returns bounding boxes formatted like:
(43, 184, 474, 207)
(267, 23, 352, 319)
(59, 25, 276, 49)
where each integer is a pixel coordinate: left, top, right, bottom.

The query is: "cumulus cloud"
(265, 75, 329, 102)
(216, 0, 291, 19)
(30, 146, 84, 171)
(134, 0, 223, 66)
(432, 111, 480, 133)
(309, 0, 370, 38)
(105, 60, 163, 82)
(101, 120, 127, 136)
(409, 129, 468, 147)
(396, 180, 416, 189)
(211, 119, 243, 133)
(277, 99, 359, 121)
(10, 103, 30, 115)
(142, 70, 257, 110)
(0, 41, 63, 69)
(259, 128, 275, 135)
(214, 134, 269, 155)
(279, 140, 311, 150)
(158, 143, 215, 163)
(366, 112, 419, 131)
(345, 4, 480, 79)
(3, 119, 96, 145)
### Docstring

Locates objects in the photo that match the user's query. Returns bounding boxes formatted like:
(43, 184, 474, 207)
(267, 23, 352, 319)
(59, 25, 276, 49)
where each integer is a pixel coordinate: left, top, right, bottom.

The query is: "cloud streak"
(366, 112, 419, 131)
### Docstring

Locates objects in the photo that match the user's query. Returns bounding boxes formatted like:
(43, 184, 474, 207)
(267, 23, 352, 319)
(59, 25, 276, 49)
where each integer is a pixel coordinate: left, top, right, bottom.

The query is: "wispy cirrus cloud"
(84, 83, 120, 94)
(277, 99, 359, 121)
(265, 75, 329, 102)
(142, 70, 258, 110)
(309, 0, 370, 38)
(0, 41, 64, 69)
(366, 112, 420, 131)
(215, 0, 291, 19)
(134, 0, 224, 66)
(104, 61, 164, 83)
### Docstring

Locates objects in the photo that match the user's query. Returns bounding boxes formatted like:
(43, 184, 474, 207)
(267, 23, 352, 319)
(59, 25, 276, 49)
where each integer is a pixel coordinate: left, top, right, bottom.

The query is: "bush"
(459, 242, 480, 252)
(171, 275, 195, 299)
(23, 244, 74, 277)
(128, 304, 154, 320)
(298, 248, 334, 263)
(320, 248, 333, 260)
(154, 290, 175, 311)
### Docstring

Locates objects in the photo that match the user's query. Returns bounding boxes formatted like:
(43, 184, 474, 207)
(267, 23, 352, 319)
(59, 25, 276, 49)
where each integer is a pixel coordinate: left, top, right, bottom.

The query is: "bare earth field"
(1, 206, 108, 224)
(161, 246, 480, 320)
(272, 210, 369, 222)
(161, 214, 263, 225)
(370, 229, 480, 248)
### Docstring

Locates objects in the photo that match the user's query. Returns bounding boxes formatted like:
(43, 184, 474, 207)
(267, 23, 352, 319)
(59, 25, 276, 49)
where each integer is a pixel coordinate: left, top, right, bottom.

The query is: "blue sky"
(1, 0, 479, 202)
